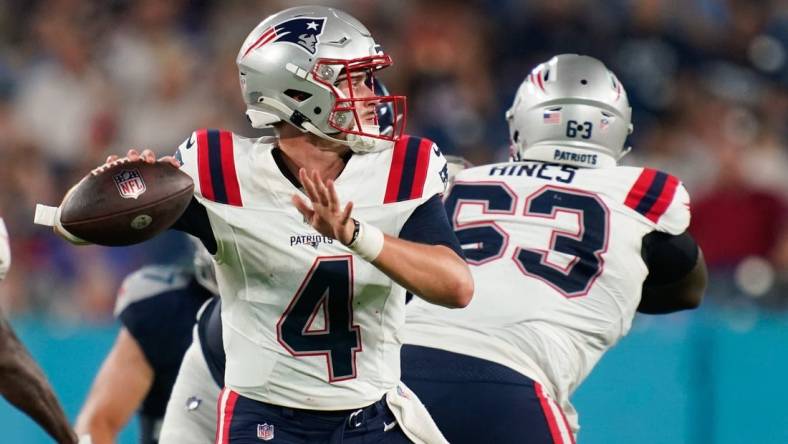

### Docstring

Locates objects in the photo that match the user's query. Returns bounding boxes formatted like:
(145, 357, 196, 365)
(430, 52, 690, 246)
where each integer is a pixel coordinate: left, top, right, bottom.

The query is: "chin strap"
(618, 145, 632, 160)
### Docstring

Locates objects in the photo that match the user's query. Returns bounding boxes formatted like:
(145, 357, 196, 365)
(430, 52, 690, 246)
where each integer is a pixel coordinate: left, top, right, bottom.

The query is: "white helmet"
(506, 54, 633, 168)
(237, 6, 406, 153)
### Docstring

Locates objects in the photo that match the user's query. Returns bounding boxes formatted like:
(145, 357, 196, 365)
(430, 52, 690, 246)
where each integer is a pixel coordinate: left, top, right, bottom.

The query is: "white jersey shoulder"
(114, 265, 192, 317)
(175, 130, 447, 409)
(407, 161, 691, 432)
(455, 162, 690, 233)
(176, 130, 447, 209)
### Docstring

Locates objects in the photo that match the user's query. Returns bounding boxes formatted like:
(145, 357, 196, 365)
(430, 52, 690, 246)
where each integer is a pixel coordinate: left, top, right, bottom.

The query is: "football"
(58, 159, 194, 246)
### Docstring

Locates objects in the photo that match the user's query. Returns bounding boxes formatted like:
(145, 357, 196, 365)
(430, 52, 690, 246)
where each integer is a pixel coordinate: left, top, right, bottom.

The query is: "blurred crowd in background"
(0, 0, 785, 321)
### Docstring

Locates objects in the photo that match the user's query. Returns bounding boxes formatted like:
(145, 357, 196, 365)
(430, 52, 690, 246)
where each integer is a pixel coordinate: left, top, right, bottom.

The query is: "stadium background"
(0, 0, 785, 442)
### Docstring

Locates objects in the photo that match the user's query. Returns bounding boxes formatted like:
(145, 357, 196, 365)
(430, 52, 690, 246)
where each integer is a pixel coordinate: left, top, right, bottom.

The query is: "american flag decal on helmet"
(242, 17, 326, 58)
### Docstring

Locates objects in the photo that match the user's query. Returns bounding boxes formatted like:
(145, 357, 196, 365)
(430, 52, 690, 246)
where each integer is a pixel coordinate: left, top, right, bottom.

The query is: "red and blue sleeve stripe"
(196, 129, 243, 206)
(384, 136, 433, 204)
(624, 168, 679, 223)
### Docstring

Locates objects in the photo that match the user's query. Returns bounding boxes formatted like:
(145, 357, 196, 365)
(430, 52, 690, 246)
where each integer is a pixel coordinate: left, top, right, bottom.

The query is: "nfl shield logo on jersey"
(113, 169, 146, 199)
(257, 423, 274, 441)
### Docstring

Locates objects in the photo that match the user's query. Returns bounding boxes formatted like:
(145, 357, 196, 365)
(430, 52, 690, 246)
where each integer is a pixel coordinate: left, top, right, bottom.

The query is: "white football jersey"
(403, 160, 690, 431)
(176, 129, 448, 410)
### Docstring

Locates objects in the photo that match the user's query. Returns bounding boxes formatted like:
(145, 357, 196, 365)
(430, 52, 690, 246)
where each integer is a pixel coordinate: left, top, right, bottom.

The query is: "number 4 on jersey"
(277, 256, 362, 382)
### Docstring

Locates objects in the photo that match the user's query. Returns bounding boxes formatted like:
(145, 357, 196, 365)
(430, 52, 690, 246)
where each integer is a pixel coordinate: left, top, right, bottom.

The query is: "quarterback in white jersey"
(92, 6, 471, 444)
(402, 55, 707, 444)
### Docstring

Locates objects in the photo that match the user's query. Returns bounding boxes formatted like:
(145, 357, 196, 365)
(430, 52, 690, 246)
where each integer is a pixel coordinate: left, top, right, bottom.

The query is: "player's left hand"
(292, 169, 355, 245)
(104, 149, 180, 168)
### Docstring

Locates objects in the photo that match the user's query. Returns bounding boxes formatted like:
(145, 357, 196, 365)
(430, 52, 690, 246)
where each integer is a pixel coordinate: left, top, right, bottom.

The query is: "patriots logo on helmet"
(242, 17, 326, 58)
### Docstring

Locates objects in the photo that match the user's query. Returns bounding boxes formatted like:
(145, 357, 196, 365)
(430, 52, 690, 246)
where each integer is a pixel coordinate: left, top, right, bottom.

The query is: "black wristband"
(347, 219, 361, 247)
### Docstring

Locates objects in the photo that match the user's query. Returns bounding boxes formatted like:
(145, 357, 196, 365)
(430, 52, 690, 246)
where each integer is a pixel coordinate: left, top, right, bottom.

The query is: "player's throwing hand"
(292, 168, 355, 245)
(105, 149, 181, 168)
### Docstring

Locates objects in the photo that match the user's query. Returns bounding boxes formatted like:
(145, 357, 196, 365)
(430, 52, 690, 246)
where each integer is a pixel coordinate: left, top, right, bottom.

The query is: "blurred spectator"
(101, 0, 211, 152)
(12, 11, 111, 169)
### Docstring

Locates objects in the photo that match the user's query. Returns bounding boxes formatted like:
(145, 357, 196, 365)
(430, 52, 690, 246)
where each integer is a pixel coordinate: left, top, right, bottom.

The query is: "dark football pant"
(401, 345, 576, 444)
(215, 389, 411, 443)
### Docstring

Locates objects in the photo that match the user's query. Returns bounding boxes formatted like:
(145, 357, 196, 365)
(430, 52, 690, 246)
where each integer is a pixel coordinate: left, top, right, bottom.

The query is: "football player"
(74, 240, 216, 444)
(0, 218, 77, 444)
(401, 54, 708, 444)
(156, 80, 442, 444)
(63, 6, 471, 444)
(158, 294, 222, 443)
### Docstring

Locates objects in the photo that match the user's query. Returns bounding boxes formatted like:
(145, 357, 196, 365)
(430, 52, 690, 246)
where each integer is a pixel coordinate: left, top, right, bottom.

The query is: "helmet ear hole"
(284, 89, 312, 102)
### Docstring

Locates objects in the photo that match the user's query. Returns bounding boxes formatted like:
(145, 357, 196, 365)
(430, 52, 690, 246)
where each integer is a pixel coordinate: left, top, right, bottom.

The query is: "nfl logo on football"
(113, 169, 147, 199)
(257, 423, 274, 441)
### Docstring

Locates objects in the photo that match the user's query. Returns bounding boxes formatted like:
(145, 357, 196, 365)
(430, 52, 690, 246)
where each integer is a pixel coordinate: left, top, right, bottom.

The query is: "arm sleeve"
(170, 198, 217, 254)
(399, 194, 465, 259)
(169, 131, 218, 254)
(641, 230, 700, 286)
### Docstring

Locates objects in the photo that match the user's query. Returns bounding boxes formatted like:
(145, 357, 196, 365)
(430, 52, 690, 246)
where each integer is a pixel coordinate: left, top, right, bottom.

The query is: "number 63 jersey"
(403, 160, 690, 431)
(175, 129, 448, 411)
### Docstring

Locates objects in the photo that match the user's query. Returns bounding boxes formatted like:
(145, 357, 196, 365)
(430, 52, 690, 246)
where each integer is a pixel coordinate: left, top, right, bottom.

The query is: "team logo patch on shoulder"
(242, 17, 326, 58)
(257, 423, 274, 441)
(113, 169, 146, 199)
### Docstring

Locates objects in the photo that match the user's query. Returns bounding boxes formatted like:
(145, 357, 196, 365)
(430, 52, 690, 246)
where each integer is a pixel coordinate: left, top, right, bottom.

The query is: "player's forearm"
(373, 237, 473, 308)
(74, 394, 125, 442)
(25, 385, 77, 444)
(74, 414, 121, 444)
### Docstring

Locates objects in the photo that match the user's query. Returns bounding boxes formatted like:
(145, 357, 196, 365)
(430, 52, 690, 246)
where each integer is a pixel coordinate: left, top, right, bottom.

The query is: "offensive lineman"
(75, 241, 216, 444)
(402, 54, 707, 444)
(0, 218, 77, 443)
(55, 6, 472, 444)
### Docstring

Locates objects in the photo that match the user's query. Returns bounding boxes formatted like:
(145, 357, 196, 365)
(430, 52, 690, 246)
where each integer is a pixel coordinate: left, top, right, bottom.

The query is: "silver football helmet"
(506, 54, 633, 168)
(237, 6, 406, 153)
